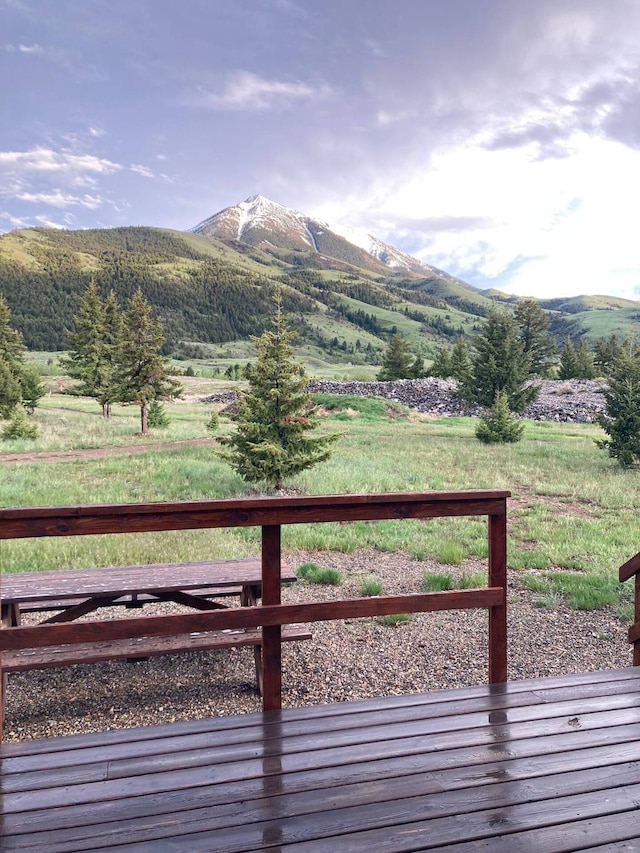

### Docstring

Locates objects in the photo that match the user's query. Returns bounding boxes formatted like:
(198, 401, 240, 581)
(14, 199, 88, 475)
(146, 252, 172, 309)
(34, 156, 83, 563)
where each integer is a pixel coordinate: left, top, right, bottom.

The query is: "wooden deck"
(2, 666, 640, 851)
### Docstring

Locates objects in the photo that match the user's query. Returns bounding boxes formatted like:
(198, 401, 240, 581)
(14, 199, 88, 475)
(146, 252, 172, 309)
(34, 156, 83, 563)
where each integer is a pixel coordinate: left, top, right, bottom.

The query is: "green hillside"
(0, 225, 637, 364)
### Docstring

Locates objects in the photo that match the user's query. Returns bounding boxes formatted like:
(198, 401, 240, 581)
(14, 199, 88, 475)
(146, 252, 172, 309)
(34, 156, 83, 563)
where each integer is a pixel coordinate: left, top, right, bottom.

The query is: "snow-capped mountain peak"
(191, 195, 450, 279)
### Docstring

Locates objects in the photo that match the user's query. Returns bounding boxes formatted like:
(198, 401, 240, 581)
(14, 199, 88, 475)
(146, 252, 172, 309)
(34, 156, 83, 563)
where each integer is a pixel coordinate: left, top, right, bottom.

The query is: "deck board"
(2, 667, 640, 851)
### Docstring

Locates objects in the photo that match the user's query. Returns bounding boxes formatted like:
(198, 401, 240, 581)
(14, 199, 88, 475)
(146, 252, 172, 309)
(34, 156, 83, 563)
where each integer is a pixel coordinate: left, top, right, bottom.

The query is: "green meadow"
(1, 389, 638, 616)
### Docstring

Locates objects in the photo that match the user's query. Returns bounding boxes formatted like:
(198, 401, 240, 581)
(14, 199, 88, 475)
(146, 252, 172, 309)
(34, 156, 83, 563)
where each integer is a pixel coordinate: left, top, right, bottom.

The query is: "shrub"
(147, 399, 170, 428)
(205, 410, 220, 434)
(297, 562, 342, 585)
(475, 391, 524, 444)
(2, 406, 38, 440)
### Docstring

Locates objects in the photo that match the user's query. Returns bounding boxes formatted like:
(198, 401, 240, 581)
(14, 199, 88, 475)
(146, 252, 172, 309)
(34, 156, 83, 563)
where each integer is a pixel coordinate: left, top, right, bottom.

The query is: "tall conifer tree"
(117, 289, 182, 434)
(218, 292, 338, 490)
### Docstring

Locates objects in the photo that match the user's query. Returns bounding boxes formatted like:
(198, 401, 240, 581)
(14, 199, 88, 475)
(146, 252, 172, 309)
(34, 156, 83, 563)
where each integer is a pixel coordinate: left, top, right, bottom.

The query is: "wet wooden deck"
(2, 666, 640, 851)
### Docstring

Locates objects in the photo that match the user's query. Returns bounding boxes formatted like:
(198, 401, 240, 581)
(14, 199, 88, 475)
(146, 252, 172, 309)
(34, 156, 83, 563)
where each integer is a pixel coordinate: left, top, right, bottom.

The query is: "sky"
(2, 0, 640, 301)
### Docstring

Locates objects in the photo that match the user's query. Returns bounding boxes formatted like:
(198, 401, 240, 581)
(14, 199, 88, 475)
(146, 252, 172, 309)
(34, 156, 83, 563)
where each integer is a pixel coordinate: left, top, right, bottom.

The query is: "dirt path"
(0, 437, 211, 465)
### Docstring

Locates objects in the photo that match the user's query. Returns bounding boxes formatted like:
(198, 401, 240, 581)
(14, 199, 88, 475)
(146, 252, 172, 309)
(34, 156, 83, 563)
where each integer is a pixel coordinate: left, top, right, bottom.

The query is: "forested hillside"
(0, 225, 637, 362)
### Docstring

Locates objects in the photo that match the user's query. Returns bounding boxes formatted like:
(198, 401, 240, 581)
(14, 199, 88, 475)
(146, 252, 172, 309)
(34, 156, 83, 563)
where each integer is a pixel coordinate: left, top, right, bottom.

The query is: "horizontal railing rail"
(0, 490, 510, 739)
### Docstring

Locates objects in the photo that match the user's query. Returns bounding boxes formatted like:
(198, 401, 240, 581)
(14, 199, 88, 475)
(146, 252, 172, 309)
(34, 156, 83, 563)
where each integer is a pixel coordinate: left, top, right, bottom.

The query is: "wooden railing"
(0, 490, 509, 738)
(620, 551, 640, 666)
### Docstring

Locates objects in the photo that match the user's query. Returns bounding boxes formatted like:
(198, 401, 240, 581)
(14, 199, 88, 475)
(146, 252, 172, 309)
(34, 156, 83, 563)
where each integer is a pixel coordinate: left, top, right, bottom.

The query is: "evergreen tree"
(574, 339, 597, 379)
(62, 283, 123, 417)
(596, 349, 640, 468)
(428, 346, 452, 378)
(514, 299, 556, 376)
(558, 339, 578, 380)
(475, 391, 524, 444)
(19, 363, 44, 414)
(0, 296, 42, 418)
(147, 399, 170, 428)
(218, 294, 339, 490)
(449, 338, 473, 386)
(2, 405, 38, 440)
(377, 333, 415, 380)
(117, 289, 182, 434)
(594, 333, 626, 376)
(0, 296, 25, 368)
(0, 358, 22, 418)
(409, 353, 424, 379)
(558, 338, 596, 379)
(459, 307, 539, 413)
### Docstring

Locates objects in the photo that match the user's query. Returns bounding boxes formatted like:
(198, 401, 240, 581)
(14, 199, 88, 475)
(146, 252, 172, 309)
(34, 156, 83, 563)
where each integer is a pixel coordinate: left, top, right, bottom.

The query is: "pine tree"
(459, 307, 539, 413)
(0, 297, 25, 368)
(514, 299, 556, 376)
(428, 347, 452, 378)
(19, 363, 44, 414)
(0, 296, 42, 419)
(2, 405, 38, 440)
(594, 334, 626, 376)
(218, 294, 339, 490)
(377, 333, 415, 380)
(117, 289, 182, 434)
(574, 339, 596, 379)
(0, 358, 22, 418)
(475, 391, 524, 444)
(558, 339, 578, 380)
(62, 283, 123, 417)
(596, 349, 640, 468)
(449, 338, 473, 386)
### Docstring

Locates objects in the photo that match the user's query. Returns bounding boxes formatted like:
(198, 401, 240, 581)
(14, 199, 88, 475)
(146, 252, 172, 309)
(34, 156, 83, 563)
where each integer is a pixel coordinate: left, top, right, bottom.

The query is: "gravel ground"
(3, 549, 632, 743)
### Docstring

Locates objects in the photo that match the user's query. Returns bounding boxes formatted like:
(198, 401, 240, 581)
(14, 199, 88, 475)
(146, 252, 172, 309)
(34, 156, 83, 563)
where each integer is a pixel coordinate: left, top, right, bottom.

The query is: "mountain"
(0, 197, 637, 369)
(191, 195, 460, 283)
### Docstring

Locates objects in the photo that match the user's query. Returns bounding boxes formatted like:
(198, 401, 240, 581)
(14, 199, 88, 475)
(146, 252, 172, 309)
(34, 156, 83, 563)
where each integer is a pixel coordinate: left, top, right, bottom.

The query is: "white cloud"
(0, 147, 122, 175)
(18, 42, 43, 54)
(191, 70, 332, 111)
(33, 215, 64, 229)
(15, 190, 103, 209)
(130, 163, 155, 178)
(359, 132, 640, 299)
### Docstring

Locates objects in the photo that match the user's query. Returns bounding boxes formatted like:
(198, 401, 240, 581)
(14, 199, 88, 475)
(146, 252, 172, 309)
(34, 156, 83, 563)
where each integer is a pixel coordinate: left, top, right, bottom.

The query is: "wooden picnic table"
(0, 558, 310, 701)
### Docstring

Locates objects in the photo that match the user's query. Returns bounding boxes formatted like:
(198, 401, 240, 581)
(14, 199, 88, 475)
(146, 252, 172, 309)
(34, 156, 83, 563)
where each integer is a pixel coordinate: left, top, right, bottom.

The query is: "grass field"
(0, 386, 637, 616)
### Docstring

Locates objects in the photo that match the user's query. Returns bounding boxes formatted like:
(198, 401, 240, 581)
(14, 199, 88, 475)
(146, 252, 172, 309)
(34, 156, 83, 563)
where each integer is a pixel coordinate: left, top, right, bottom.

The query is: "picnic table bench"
(0, 558, 311, 699)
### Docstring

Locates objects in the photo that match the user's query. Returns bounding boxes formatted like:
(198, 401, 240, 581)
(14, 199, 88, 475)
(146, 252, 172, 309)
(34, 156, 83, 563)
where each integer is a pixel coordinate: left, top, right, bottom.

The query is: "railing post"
(488, 502, 508, 684)
(635, 574, 640, 667)
(261, 525, 282, 710)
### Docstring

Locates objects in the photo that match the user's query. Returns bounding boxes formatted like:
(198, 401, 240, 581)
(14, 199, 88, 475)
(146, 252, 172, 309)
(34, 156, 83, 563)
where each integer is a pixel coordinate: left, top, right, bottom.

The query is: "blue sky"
(3, 0, 640, 300)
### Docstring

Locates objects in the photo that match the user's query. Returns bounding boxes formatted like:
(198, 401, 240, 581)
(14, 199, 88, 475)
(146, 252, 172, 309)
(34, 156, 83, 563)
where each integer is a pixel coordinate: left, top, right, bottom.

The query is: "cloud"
(0, 147, 122, 175)
(190, 70, 332, 111)
(15, 190, 103, 209)
(130, 163, 155, 178)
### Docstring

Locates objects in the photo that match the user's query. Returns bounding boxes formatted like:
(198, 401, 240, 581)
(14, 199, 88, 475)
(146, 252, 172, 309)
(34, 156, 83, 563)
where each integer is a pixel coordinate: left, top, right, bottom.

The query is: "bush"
(205, 410, 219, 434)
(297, 562, 342, 585)
(147, 399, 170, 428)
(2, 406, 38, 440)
(475, 391, 524, 444)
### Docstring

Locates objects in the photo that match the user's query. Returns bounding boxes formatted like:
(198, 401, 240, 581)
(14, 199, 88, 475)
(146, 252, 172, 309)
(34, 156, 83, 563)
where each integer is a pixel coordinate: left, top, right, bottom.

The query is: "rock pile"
(203, 378, 608, 424)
